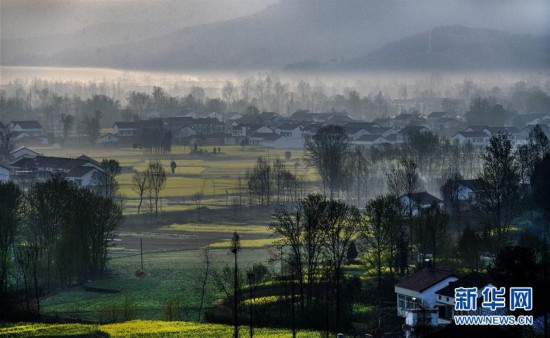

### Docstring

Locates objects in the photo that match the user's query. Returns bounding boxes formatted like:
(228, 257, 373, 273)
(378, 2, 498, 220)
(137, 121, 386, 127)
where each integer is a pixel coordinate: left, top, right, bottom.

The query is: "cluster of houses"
(1, 120, 47, 146)
(0, 121, 103, 188)
(2, 109, 549, 150)
(105, 109, 550, 149)
(0, 146, 102, 189)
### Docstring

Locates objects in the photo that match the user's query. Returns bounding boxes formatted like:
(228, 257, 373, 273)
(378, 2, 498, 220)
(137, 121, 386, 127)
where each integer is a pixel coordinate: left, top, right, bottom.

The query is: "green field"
(0, 320, 320, 337)
(40, 248, 275, 322)
(27, 145, 324, 328)
(37, 145, 319, 215)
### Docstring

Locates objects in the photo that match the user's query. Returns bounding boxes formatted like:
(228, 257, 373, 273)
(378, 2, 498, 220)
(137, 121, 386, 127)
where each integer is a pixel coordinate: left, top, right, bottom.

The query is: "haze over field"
(3, 1, 550, 335)
(1, 0, 549, 71)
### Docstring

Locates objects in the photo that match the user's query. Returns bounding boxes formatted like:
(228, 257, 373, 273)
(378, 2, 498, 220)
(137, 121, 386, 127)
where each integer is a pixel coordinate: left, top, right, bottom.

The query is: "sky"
(0, 0, 279, 39)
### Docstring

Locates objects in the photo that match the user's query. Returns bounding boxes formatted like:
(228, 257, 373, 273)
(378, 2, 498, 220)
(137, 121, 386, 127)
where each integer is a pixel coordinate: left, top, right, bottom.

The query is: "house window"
(397, 294, 418, 312)
(447, 297, 449, 302)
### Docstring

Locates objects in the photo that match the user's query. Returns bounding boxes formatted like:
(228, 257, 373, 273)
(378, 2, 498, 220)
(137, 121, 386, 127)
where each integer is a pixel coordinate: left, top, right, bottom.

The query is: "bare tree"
(127, 91, 151, 120)
(245, 263, 270, 338)
(240, 78, 252, 103)
(270, 206, 305, 309)
(362, 194, 401, 290)
(26, 173, 71, 291)
(350, 146, 369, 207)
(192, 183, 206, 221)
(145, 161, 167, 216)
(132, 170, 148, 214)
(0, 125, 15, 160)
(478, 133, 520, 259)
(92, 159, 121, 200)
(197, 247, 212, 322)
(60, 114, 74, 146)
(246, 157, 271, 206)
(322, 200, 360, 332)
(0, 182, 22, 295)
(82, 110, 101, 145)
(441, 170, 463, 217)
(222, 81, 236, 110)
(417, 203, 448, 267)
(304, 125, 351, 199)
(301, 194, 327, 308)
(230, 232, 241, 338)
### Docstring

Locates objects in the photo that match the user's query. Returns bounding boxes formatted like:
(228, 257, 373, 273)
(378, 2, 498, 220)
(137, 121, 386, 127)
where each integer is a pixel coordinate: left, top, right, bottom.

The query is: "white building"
(395, 267, 458, 318)
(9, 146, 41, 161)
(112, 121, 140, 137)
(0, 164, 11, 182)
(434, 272, 494, 322)
(452, 131, 490, 148)
(10, 155, 102, 188)
(100, 133, 119, 144)
(352, 134, 389, 147)
(8, 121, 44, 136)
(400, 191, 444, 216)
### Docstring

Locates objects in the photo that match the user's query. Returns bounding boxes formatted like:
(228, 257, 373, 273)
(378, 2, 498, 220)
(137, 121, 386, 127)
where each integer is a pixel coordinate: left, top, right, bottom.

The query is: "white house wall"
(0, 167, 10, 182)
(420, 277, 458, 308)
(80, 170, 96, 186)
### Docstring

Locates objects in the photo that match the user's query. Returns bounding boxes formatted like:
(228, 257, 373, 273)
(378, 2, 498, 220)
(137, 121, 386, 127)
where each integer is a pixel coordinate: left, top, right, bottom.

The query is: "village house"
(392, 113, 419, 129)
(8, 120, 44, 137)
(525, 114, 550, 127)
(452, 131, 490, 148)
(352, 134, 389, 147)
(396, 125, 430, 143)
(248, 132, 280, 147)
(395, 267, 458, 320)
(434, 272, 494, 322)
(275, 123, 303, 138)
(426, 111, 450, 122)
(100, 133, 119, 145)
(455, 179, 483, 202)
(431, 117, 463, 134)
(343, 124, 371, 141)
(0, 163, 12, 182)
(162, 116, 195, 130)
(400, 191, 444, 216)
(174, 127, 197, 145)
(112, 121, 140, 137)
(190, 117, 226, 135)
(10, 155, 103, 188)
(9, 146, 41, 161)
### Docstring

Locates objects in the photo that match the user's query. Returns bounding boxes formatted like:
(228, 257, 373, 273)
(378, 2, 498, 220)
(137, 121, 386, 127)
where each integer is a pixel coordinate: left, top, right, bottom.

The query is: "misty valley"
(1, 0, 549, 337)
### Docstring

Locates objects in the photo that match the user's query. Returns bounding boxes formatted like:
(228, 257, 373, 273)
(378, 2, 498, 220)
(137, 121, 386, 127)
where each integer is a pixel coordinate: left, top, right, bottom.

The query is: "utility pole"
(140, 238, 144, 270)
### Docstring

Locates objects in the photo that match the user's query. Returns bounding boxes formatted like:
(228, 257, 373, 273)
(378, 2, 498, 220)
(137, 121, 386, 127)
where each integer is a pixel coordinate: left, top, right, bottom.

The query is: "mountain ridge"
(2, 1, 548, 71)
(343, 26, 550, 70)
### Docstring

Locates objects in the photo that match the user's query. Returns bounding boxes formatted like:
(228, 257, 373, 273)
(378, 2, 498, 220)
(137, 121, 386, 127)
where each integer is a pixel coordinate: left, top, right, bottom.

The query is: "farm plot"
(37, 145, 320, 215)
(40, 247, 277, 322)
(34, 144, 318, 324)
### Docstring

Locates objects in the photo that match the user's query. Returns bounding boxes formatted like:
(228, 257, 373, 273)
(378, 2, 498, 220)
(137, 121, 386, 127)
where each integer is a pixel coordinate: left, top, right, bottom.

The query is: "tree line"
(131, 161, 168, 216)
(244, 157, 304, 207)
(213, 123, 550, 334)
(0, 172, 124, 320)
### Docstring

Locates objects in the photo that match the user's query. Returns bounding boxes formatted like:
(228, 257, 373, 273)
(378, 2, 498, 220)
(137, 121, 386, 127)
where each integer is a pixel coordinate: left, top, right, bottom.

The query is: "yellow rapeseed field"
(0, 320, 321, 337)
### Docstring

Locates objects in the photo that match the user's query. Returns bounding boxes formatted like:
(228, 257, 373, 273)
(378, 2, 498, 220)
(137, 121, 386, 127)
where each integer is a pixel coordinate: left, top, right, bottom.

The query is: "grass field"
(27, 144, 326, 330)
(36, 145, 320, 215)
(0, 320, 321, 337)
(40, 248, 276, 322)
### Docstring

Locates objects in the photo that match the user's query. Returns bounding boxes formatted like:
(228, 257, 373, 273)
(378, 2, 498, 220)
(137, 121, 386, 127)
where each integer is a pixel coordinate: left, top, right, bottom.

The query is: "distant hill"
(2, 1, 549, 71)
(346, 26, 550, 70)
